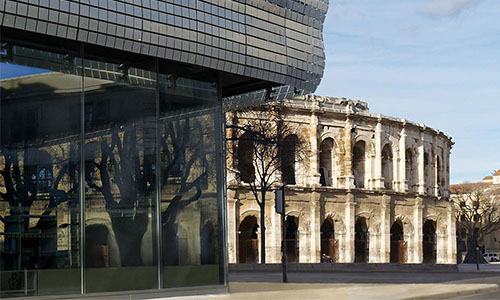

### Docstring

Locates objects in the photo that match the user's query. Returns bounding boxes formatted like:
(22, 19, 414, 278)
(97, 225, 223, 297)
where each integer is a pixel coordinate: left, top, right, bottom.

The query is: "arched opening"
(320, 219, 336, 262)
(237, 132, 255, 183)
(286, 216, 299, 263)
(424, 152, 432, 194)
(319, 138, 334, 186)
(423, 220, 437, 264)
(354, 217, 368, 263)
(406, 148, 417, 192)
(390, 220, 406, 263)
(282, 135, 298, 185)
(201, 222, 217, 264)
(85, 224, 110, 268)
(381, 144, 393, 190)
(238, 216, 258, 263)
(353, 141, 366, 189)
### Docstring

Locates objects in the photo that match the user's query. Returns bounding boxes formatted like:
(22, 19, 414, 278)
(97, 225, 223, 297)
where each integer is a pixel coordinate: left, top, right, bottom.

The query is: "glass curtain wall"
(0, 41, 224, 298)
(0, 45, 83, 297)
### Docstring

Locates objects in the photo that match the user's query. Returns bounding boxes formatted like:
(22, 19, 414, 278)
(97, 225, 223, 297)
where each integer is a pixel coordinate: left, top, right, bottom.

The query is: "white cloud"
(420, 0, 482, 17)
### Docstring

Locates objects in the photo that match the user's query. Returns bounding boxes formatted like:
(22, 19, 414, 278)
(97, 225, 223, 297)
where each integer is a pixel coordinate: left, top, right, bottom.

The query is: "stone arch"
(423, 219, 437, 264)
(282, 134, 299, 185)
(201, 221, 217, 264)
(320, 218, 336, 261)
(319, 137, 335, 186)
(237, 132, 255, 183)
(238, 215, 259, 264)
(405, 146, 418, 192)
(352, 140, 366, 189)
(424, 151, 433, 194)
(381, 142, 394, 190)
(85, 219, 120, 267)
(390, 220, 405, 263)
(285, 214, 299, 263)
(354, 215, 369, 263)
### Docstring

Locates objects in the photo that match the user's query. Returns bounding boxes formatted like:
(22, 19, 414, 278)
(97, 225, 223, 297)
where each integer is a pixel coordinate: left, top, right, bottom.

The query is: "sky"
(316, 0, 500, 184)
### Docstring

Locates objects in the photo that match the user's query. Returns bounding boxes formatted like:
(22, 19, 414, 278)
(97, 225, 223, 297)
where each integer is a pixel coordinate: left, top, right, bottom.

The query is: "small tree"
(453, 183, 500, 263)
(227, 102, 306, 263)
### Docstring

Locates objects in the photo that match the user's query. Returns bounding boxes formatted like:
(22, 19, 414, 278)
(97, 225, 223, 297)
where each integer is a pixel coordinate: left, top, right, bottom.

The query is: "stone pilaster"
(344, 192, 356, 262)
(417, 132, 426, 195)
(447, 204, 457, 264)
(413, 197, 423, 263)
(227, 197, 238, 263)
(380, 194, 391, 263)
(344, 117, 355, 189)
(309, 113, 321, 186)
(310, 192, 321, 262)
(399, 125, 407, 192)
(373, 119, 384, 189)
(433, 139, 439, 197)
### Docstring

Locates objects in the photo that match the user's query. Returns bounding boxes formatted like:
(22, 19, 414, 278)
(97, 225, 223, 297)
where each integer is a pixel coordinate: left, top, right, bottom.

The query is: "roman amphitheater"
(226, 95, 456, 264)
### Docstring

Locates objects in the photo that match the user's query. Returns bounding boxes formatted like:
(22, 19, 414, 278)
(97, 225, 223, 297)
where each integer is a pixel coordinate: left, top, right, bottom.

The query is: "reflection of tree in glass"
(160, 116, 210, 265)
(0, 144, 80, 270)
(86, 125, 154, 267)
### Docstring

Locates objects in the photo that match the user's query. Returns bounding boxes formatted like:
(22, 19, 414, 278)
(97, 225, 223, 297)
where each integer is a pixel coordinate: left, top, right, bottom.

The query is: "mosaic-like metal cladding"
(0, 0, 328, 94)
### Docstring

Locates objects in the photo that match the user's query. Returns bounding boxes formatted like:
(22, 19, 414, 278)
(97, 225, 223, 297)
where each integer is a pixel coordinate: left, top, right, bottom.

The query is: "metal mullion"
(79, 42, 86, 295)
(155, 58, 163, 289)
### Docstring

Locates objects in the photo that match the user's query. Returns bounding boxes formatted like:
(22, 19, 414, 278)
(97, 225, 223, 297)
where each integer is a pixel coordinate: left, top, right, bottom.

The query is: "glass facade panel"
(159, 72, 221, 288)
(0, 38, 225, 298)
(82, 58, 159, 293)
(0, 46, 82, 297)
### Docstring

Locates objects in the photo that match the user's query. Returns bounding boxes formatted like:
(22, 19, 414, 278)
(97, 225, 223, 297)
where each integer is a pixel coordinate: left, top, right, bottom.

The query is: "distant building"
(227, 95, 457, 265)
(482, 170, 500, 185)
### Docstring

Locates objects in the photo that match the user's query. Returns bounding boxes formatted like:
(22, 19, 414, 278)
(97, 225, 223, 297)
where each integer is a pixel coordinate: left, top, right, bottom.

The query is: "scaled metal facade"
(0, 0, 327, 96)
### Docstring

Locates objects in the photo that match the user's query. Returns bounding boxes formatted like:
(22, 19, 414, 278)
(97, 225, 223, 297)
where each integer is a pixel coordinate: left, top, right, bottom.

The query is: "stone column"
(373, 119, 384, 189)
(444, 149, 451, 198)
(310, 191, 321, 262)
(227, 196, 238, 263)
(433, 139, 439, 197)
(399, 126, 407, 192)
(447, 204, 457, 264)
(413, 197, 423, 263)
(344, 192, 356, 262)
(417, 132, 426, 194)
(344, 117, 355, 189)
(380, 194, 391, 263)
(269, 199, 281, 263)
(309, 113, 321, 187)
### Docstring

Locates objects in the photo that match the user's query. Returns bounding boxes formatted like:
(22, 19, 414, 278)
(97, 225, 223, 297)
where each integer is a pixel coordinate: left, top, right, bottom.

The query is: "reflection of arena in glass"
(227, 95, 456, 265)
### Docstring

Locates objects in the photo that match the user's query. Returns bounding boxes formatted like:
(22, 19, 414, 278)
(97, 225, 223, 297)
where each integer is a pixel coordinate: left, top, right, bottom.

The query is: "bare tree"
(227, 102, 306, 263)
(160, 115, 210, 265)
(453, 183, 500, 263)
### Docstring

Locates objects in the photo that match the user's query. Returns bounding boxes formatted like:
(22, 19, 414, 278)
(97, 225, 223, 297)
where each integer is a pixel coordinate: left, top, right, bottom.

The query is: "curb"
(400, 284, 498, 300)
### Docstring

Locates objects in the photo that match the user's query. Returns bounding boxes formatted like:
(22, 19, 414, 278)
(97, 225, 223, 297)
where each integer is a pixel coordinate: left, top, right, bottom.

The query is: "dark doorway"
(321, 219, 336, 262)
(423, 220, 437, 264)
(286, 216, 299, 263)
(390, 221, 406, 263)
(85, 224, 110, 268)
(354, 218, 368, 263)
(238, 216, 258, 263)
(201, 223, 216, 264)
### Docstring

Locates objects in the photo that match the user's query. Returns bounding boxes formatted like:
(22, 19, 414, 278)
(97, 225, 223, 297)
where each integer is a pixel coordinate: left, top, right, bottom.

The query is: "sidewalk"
(169, 282, 498, 300)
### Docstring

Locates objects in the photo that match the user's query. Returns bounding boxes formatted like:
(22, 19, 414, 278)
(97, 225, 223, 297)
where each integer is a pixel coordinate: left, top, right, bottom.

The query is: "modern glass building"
(0, 0, 327, 297)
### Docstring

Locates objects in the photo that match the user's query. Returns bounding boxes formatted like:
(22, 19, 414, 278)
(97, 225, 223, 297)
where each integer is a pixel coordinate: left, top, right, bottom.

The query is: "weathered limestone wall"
(227, 95, 455, 264)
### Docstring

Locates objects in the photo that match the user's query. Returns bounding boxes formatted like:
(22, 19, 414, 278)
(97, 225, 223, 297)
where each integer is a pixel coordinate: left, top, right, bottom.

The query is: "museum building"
(0, 0, 328, 297)
(227, 95, 457, 265)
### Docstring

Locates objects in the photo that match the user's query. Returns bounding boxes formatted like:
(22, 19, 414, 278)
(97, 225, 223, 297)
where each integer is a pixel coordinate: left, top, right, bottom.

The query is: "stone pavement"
(167, 282, 497, 300)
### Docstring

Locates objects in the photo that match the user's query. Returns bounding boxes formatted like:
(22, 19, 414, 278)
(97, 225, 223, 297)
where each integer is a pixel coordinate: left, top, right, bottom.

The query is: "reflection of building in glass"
(0, 0, 328, 296)
(227, 95, 456, 265)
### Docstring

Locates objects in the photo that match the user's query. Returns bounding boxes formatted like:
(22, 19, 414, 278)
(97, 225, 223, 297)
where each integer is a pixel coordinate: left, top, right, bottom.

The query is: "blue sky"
(316, 0, 500, 184)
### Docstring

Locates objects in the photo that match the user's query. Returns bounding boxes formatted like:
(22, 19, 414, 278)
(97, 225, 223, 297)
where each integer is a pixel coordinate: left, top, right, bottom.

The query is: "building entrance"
(238, 216, 258, 263)
(390, 221, 406, 263)
(354, 218, 368, 263)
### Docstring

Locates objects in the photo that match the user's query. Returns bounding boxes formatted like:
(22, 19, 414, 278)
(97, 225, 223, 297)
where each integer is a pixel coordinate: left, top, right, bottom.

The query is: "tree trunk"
(463, 236, 487, 264)
(260, 188, 266, 264)
(111, 216, 147, 266)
